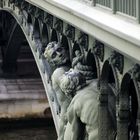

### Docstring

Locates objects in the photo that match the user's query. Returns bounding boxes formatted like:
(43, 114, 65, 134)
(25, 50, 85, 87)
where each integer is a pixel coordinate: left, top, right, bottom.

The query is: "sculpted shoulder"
(52, 67, 70, 82)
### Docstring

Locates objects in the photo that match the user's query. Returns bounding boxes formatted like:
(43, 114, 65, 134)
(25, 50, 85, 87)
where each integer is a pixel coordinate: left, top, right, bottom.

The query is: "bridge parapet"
(77, 0, 138, 19)
(21, 0, 140, 64)
(0, 0, 140, 139)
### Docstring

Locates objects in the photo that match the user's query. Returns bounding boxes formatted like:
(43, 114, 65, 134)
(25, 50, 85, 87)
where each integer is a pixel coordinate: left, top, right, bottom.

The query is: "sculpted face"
(44, 42, 69, 66)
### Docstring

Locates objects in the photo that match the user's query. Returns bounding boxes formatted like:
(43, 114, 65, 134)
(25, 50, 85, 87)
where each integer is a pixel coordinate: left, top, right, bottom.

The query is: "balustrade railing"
(116, 0, 136, 17)
(96, 0, 111, 8)
(91, 0, 138, 20)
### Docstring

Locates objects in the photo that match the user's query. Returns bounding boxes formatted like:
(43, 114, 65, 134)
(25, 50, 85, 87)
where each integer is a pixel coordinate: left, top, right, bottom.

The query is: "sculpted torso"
(52, 66, 71, 114)
(44, 42, 71, 140)
(44, 41, 71, 113)
(65, 80, 99, 140)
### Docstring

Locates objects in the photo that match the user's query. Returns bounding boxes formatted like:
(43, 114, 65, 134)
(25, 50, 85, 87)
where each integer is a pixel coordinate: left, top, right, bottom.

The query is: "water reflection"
(0, 119, 57, 140)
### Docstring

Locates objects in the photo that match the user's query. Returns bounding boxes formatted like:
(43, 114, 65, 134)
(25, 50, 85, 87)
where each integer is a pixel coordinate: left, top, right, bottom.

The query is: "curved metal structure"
(0, 0, 140, 139)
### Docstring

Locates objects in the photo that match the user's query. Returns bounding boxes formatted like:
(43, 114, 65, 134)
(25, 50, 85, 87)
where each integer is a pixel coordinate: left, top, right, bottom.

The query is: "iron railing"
(116, 0, 136, 17)
(96, 0, 111, 8)
(92, 0, 139, 20)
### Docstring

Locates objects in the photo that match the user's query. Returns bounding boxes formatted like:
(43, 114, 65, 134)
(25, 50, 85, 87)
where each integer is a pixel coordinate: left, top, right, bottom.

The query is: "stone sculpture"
(44, 42, 99, 140)
(72, 49, 96, 80)
(60, 69, 99, 140)
(44, 41, 71, 140)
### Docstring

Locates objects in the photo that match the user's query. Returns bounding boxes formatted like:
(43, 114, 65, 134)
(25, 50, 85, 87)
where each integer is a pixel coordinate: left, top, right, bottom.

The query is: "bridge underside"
(0, 0, 140, 140)
(0, 10, 49, 119)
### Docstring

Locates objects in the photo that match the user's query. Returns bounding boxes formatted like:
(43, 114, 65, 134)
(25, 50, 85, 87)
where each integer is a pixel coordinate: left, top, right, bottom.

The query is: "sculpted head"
(60, 69, 86, 98)
(44, 41, 69, 66)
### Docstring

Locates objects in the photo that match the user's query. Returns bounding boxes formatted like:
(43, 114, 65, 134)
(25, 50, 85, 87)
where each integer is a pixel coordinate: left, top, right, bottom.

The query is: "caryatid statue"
(44, 41, 71, 140)
(60, 69, 99, 140)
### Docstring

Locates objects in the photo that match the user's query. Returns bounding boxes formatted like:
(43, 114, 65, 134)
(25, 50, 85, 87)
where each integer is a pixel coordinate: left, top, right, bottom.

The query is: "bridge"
(0, 0, 140, 139)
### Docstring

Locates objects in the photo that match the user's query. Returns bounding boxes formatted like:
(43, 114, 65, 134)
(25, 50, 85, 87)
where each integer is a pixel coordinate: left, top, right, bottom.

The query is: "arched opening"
(99, 60, 118, 139)
(107, 65, 116, 129)
(0, 10, 57, 139)
(108, 66, 115, 86)
(100, 60, 117, 88)
(26, 13, 34, 36)
(50, 29, 58, 42)
(32, 18, 43, 55)
(27, 13, 32, 24)
(102, 61, 116, 114)
(41, 23, 49, 52)
(33, 18, 40, 39)
(119, 73, 139, 139)
(60, 35, 69, 50)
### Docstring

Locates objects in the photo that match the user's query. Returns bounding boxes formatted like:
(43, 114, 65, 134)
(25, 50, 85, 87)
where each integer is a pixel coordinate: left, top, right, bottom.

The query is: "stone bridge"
(0, 0, 140, 139)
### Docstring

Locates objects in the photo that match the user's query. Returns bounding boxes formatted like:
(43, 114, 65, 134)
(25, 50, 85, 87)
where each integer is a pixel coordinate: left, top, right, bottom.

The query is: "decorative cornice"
(93, 40, 104, 62)
(110, 51, 124, 74)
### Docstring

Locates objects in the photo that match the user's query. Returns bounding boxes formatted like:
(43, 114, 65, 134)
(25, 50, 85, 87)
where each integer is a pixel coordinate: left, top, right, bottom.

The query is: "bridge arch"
(2, 1, 140, 139)
(0, 8, 59, 133)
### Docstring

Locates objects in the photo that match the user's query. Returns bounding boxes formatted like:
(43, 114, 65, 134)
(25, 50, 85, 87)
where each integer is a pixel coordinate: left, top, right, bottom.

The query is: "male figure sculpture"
(44, 41, 71, 140)
(60, 69, 99, 140)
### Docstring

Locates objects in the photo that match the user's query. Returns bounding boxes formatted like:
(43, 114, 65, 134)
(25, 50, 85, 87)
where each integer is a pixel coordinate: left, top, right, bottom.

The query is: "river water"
(0, 118, 57, 140)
